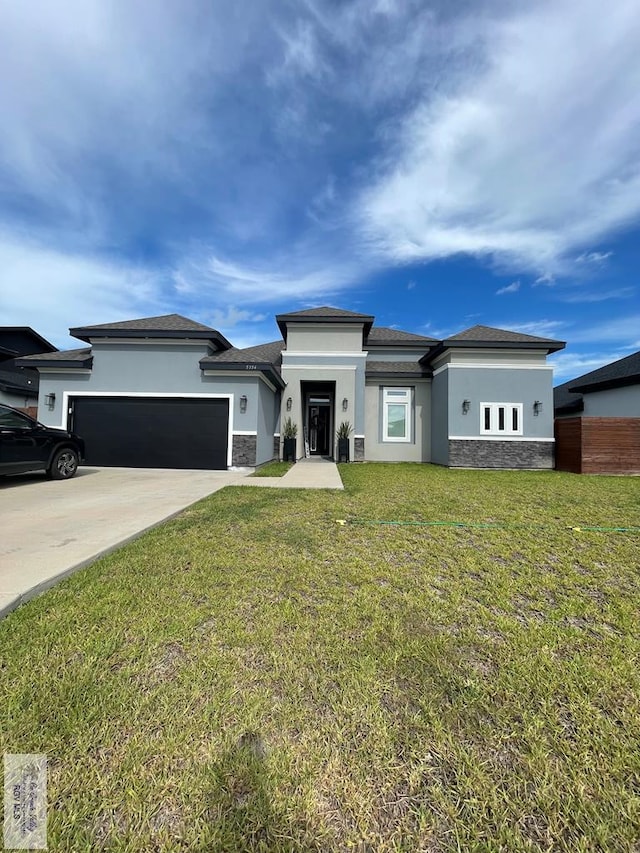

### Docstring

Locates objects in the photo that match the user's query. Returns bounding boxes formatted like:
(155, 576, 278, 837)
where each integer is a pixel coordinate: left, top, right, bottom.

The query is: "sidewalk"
(240, 457, 344, 490)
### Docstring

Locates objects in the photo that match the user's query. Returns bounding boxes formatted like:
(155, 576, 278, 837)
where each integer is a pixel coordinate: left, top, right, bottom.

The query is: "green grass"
(251, 461, 293, 477)
(1, 464, 639, 852)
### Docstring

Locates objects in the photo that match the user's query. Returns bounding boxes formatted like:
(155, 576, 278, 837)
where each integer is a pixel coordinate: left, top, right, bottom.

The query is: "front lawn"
(1, 465, 639, 852)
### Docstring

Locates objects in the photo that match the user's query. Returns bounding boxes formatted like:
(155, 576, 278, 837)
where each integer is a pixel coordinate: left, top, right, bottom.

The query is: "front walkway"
(240, 457, 344, 490)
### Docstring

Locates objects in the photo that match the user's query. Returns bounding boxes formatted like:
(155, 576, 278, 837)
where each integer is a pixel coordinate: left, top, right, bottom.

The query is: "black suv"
(0, 404, 85, 479)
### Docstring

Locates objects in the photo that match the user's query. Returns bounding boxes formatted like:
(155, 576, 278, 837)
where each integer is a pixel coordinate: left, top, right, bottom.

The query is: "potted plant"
(336, 421, 352, 462)
(282, 416, 298, 462)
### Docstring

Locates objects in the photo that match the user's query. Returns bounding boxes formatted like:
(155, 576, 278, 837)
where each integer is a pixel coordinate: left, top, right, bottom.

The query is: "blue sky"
(1, 0, 639, 382)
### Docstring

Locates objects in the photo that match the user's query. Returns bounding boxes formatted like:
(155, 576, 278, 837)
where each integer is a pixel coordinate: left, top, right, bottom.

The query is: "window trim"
(382, 387, 412, 443)
(479, 402, 523, 436)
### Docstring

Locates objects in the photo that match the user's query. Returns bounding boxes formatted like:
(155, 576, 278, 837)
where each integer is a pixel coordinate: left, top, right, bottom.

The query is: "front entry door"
(308, 402, 331, 455)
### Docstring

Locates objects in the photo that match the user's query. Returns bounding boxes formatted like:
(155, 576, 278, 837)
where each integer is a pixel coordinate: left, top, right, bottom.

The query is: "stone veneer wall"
(232, 434, 257, 466)
(448, 440, 554, 469)
(273, 435, 280, 461)
(354, 437, 365, 461)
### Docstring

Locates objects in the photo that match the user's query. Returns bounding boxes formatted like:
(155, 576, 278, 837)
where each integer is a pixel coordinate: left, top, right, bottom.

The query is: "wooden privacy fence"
(555, 417, 640, 474)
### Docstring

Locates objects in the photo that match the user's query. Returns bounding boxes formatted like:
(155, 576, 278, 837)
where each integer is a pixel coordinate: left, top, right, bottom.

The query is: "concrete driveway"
(0, 466, 247, 618)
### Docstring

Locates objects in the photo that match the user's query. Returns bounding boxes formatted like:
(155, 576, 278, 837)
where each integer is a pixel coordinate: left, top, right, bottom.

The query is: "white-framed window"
(480, 402, 523, 436)
(383, 387, 412, 442)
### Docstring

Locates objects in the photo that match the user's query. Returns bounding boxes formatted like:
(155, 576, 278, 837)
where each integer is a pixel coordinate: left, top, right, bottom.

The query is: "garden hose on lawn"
(334, 519, 640, 534)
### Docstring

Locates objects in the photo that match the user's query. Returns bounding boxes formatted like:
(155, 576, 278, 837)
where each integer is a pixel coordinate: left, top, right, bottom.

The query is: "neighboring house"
(0, 327, 57, 415)
(554, 350, 640, 474)
(18, 307, 564, 470)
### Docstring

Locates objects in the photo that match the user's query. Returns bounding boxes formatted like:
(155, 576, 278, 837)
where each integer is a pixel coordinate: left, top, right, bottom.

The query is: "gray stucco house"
(18, 307, 564, 470)
(0, 326, 56, 415)
(554, 349, 640, 474)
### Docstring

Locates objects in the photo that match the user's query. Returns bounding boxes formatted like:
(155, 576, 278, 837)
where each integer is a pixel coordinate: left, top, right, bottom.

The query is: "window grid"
(480, 402, 523, 436)
(382, 387, 412, 443)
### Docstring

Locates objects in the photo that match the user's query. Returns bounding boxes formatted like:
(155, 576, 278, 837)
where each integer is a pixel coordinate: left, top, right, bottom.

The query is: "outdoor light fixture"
(462, 399, 470, 414)
(533, 400, 542, 415)
(286, 396, 292, 411)
(342, 397, 348, 411)
(45, 393, 56, 408)
(239, 395, 248, 413)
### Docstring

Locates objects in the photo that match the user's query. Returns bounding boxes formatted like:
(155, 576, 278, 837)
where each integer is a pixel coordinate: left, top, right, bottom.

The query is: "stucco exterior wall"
(430, 370, 449, 465)
(285, 324, 364, 353)
(256, 381, 279, 465)
(36, 343, 268, 439)
(364, 380, 431, 462)
(582, 385, 640, 417)
(445, 366, 554, 439)
(280, 364, 357, 459)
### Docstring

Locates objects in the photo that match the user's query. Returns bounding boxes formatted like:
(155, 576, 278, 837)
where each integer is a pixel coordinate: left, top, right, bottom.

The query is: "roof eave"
(569, 374, 640, 394)
(70, 328, 233, 350)
(199, 359, 285, 389)
(421, 339, 565, 364)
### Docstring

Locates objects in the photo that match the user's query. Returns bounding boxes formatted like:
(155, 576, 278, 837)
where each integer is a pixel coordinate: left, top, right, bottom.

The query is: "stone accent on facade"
(273, 435, 281, 461)
(354, 437, 365, 461)
(448, 439, 554, 469)
(232, 434, 257, 466)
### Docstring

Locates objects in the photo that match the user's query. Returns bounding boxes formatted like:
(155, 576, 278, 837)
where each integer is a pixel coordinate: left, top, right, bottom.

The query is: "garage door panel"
(71, 397, 229, 469)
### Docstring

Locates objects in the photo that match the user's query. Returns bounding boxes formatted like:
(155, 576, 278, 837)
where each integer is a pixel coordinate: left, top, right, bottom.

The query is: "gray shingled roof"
(71, 313, 216, 333)
(446, 324, 563, 345)
(18, 347, 92, 363)
(276, 306, 374, 320)
(365, 361, 430, 377)
(569, 350, 640, 393)
(366, 327, 438, 345)
(553, 378, 584, 415)
(201, 341, 283, 369)
(69, 314, 232, 349)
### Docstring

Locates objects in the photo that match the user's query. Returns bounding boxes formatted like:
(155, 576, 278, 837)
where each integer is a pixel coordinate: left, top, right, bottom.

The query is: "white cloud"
(551, 349, 636, 382)
(407, 279, 416, 290)
(534, 272, 556, 286)
(208, 307, 267, 328)
(559, 286, 635, 303)
(496, 280, 520, 295)
(576, 251, 613, 264)
(568, 314, 640, 346)
(494, 319, 568, 339)
(358, 0, 640, 271)
(0, 233, 161, 348)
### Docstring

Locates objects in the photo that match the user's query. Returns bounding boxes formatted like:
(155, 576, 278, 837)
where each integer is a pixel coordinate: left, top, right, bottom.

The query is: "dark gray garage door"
(70, 396, 229, 469)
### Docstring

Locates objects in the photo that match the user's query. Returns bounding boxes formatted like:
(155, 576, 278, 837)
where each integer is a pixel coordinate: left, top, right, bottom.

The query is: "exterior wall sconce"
(462, 399, 470, 414)
(286, 397, 292, 411)
(342, 397, 348, 411)
(45, 393, 56, 408)
(239, 395, 248, 413)
(533, 400, 542, 416)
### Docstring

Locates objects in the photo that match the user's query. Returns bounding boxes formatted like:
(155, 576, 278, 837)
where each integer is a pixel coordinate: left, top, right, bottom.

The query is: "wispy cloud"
(496, 280, 520, 295)
(551, 348, 636, 381)
(495, 319, 568, 339)
(576, 250, 613, 264)
(534, 272, 556, 286)
(358, 0, 640, 271)
(559, 286, 635, 303)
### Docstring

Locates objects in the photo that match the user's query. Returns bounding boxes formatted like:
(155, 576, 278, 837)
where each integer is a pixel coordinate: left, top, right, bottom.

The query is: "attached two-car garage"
(70, 396, 229, 469)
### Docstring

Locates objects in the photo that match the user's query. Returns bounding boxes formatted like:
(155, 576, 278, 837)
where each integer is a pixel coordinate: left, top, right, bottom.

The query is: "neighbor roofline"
(569, 374, 640, 394)
(0, 327, 57, 353)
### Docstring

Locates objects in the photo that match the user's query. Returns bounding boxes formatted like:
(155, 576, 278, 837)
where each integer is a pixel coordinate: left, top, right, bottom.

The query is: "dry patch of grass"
(1, 464, 639, 851)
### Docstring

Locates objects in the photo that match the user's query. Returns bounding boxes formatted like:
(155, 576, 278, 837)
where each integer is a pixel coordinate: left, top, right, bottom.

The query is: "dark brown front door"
(308, 402, 331, 455)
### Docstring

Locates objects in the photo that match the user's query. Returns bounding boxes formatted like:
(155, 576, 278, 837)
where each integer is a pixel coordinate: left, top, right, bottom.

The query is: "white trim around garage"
(60, 391, 235, 467)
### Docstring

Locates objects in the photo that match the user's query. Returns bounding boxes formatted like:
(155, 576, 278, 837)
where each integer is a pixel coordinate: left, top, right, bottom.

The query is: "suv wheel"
(48, 448, 79, 480)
